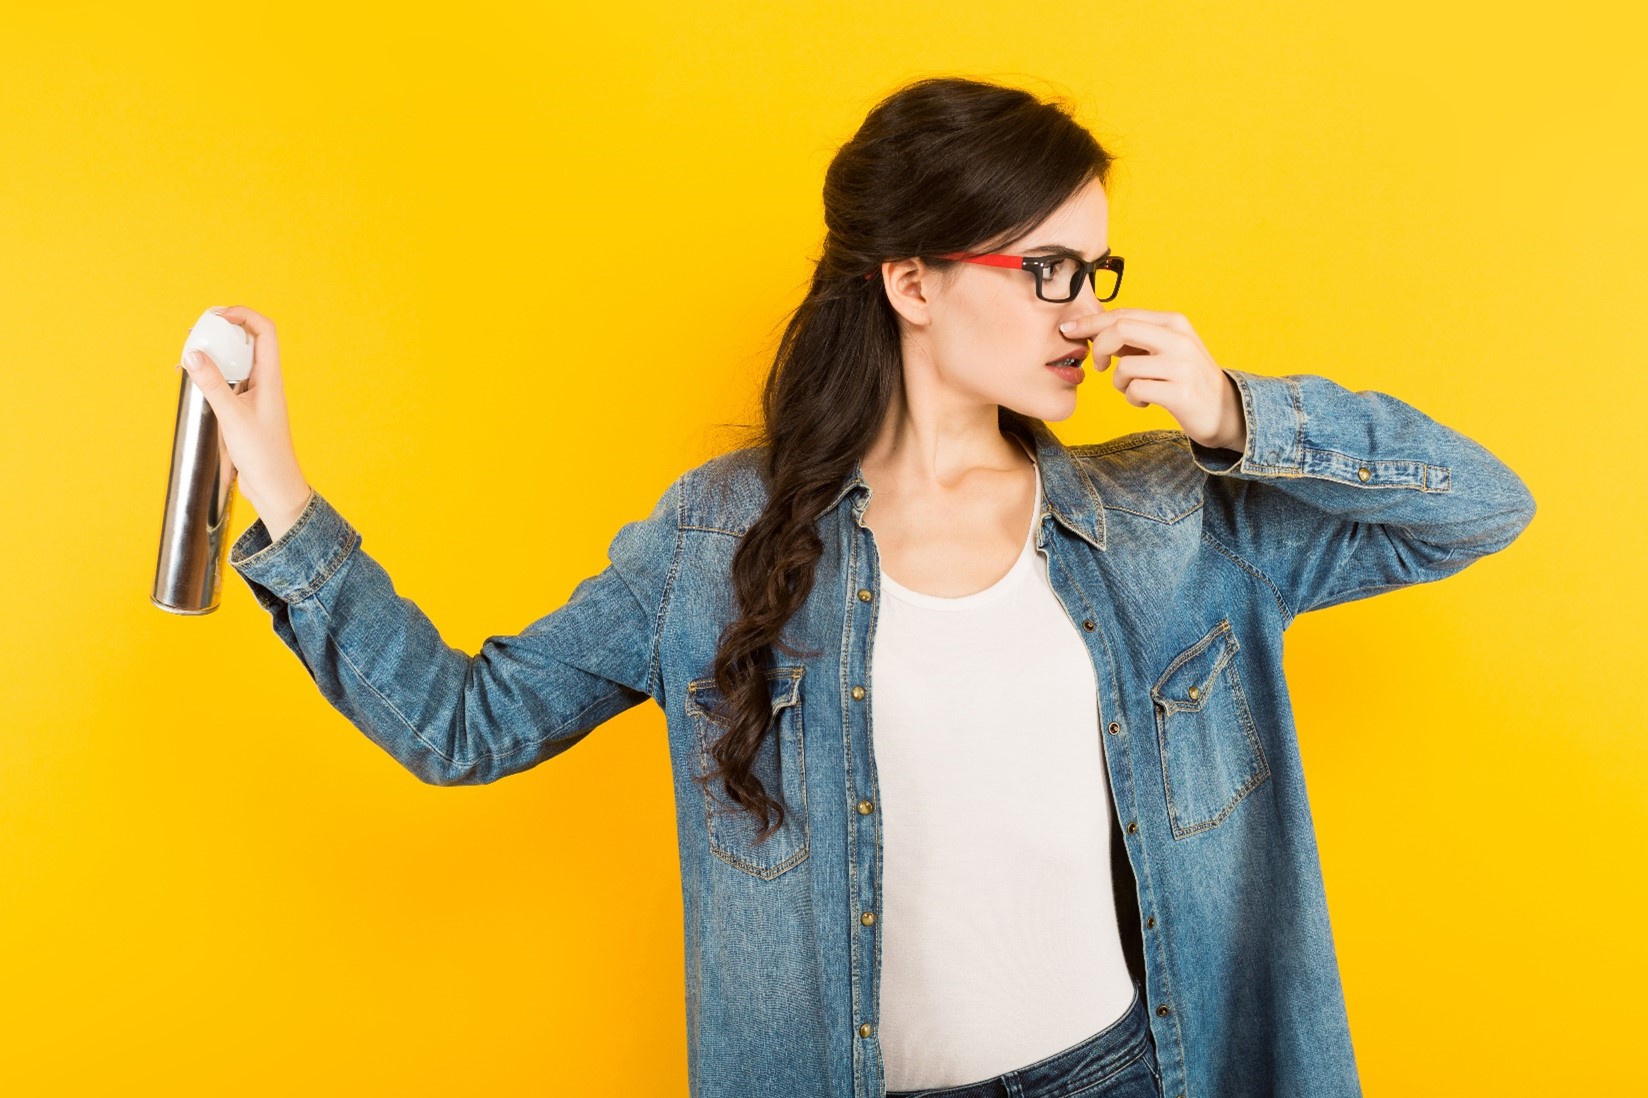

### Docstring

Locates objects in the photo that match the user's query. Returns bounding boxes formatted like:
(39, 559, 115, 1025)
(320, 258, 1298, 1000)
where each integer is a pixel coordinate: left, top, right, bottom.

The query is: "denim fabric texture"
(229, 368, 1536, 1098)
(886, 979, 1161, 1098)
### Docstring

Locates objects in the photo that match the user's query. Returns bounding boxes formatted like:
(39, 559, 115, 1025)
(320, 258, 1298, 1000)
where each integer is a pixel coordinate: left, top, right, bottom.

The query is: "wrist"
(253, 483, 314, 542)
(1208, 371, 1248, 452)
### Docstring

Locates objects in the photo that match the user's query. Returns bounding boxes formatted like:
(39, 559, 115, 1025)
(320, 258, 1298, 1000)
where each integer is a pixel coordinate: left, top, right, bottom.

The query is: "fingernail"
(1059, 322, 1073, 333)
(184, 351, 202, 369)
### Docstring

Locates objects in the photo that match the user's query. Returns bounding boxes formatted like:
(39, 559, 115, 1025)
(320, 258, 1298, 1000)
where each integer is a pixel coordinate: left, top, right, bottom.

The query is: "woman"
(186, 76, 1535, 1098)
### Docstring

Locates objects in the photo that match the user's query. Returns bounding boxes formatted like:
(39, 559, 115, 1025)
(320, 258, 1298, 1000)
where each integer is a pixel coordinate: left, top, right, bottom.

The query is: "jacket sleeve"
(1186, 368, 1536, 625)
(228, 475, 685, 786)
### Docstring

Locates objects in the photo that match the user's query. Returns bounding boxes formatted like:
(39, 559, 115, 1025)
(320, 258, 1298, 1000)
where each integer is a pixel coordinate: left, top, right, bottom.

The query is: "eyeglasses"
(940, 250, 1124, 303)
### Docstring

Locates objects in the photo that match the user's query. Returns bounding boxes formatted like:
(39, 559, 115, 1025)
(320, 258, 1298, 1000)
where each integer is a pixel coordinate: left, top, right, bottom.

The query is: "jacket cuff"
(1187, 368, 1305, 475)
(229, 488, 361, 604)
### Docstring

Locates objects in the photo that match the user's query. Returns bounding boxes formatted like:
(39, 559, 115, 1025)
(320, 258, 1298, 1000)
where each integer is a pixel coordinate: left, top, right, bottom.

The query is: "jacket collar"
(822, 417, 1108, 551)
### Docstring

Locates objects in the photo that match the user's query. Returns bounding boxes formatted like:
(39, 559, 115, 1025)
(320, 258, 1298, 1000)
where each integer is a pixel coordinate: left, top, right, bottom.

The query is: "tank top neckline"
(879, 441, 1042, 612)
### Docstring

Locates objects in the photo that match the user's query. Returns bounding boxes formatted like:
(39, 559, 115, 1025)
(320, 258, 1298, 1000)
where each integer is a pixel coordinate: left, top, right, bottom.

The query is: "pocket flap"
(687, 666, 804, 723)
(1150, 619, 1239, 712)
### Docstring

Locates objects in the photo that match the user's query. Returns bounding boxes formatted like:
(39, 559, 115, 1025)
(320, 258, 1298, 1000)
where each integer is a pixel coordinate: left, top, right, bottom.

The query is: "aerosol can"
(151, 308, 254, 615)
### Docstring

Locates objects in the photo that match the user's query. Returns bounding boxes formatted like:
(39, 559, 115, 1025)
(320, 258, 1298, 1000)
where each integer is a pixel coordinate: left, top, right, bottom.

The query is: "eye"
(1040, 256, 1078, 281)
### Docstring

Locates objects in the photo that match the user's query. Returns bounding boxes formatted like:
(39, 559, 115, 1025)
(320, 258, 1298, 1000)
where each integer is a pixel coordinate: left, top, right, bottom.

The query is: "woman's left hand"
(1059, 308, 1248, 452)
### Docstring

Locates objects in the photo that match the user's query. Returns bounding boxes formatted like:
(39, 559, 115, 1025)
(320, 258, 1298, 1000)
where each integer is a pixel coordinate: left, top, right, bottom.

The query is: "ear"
(880, 257, 943, 329)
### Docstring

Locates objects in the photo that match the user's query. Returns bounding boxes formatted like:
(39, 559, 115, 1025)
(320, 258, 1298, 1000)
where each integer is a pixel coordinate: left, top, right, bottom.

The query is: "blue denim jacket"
(230, 368, 1535, 1098)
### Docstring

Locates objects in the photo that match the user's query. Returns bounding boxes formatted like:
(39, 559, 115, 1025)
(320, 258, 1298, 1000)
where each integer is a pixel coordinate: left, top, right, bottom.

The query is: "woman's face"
(888, 176, 1111, 424)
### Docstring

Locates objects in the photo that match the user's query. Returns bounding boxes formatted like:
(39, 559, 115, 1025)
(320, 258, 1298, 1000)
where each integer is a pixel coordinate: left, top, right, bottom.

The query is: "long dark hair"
(696, 75, 1118, 842)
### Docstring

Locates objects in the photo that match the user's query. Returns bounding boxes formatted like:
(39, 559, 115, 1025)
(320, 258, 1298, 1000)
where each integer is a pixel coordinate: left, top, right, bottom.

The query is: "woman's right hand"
(180, 305, 313, 538)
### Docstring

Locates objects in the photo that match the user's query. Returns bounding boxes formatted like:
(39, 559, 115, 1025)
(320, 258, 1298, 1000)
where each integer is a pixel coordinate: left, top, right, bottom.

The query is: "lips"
(1046, 346, 1089, 367)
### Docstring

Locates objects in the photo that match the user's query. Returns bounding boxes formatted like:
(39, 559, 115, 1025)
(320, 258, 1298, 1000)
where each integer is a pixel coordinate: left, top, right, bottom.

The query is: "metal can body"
(152, 371, 251, 615)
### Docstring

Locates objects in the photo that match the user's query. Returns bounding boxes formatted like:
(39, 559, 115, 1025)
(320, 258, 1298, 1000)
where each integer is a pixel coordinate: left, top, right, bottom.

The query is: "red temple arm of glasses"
(862, 253, 1020, 280)
(940, 252, 1021, 268)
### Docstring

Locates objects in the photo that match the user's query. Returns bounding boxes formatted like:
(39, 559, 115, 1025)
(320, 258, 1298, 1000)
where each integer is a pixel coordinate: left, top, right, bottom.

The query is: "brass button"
(857, 588, 873, 602)
(1156, 1005, 1171, 1017)
(1357, 466, 1371, 482)
(1126, 821, 1138, 834)
(1082, 619, 1096, 631)
(851, 685, 866, 700)
(861, 911, 875, 926)
(1107, 721, 1121, 736)
(857, 799, 874, 815)
(1146, 916, 1156, 929)
(858, 1023, 874, 1038)
(1187, 684, 1200, 702)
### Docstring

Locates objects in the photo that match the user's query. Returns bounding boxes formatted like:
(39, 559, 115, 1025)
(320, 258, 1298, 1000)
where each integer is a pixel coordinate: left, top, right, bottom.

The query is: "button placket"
(846, 539, 883, 1064)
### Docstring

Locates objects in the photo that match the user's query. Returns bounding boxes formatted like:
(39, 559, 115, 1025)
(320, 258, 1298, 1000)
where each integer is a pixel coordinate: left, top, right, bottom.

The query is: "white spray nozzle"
(181, 308, 254, 384)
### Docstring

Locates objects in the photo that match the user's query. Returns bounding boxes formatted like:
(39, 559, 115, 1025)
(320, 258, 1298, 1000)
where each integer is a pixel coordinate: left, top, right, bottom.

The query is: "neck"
(861, 393, 1030, 492)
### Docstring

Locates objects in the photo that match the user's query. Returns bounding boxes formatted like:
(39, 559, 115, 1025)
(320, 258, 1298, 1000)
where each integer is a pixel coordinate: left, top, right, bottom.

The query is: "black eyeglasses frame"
(939, 250, 1125, 303)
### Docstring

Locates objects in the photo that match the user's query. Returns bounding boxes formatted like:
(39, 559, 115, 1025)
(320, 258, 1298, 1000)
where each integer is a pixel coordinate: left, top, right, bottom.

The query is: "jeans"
(884, 980, 1162, 1098)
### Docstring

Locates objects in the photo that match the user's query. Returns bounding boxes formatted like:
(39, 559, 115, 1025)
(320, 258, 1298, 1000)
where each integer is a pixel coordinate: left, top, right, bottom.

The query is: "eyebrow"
(1023, 244, 1112, 262)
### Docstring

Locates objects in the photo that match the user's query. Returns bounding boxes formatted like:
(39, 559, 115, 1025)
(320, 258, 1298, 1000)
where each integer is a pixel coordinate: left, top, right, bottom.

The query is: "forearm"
(228, 487, 668, 786)
(252, 482, 315, 543)
(1185, 369, 1536, 620)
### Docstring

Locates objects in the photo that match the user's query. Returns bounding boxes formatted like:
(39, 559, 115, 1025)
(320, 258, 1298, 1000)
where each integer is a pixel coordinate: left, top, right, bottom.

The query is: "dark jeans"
(885, 980, 1162, 1098)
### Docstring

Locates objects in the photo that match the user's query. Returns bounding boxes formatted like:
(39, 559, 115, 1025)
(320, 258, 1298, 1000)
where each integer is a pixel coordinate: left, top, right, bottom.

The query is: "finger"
(1095, 307, 1195, 337)
(1109, 359, 1174, 409)
(1059, 306, 1184, 340)
(214, 304, 273, 334)
(179, 351, 243, 421)
(215, 305, 279, 349)
(214, 305, 283, 389)
(1119, 376, 1174, 409)
(1090, 316, 1177, 360)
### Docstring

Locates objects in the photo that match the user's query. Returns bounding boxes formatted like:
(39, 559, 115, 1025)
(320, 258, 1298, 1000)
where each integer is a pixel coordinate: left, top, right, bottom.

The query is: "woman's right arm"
(180, 304, 684, 786)
(229, 477, 685, 785)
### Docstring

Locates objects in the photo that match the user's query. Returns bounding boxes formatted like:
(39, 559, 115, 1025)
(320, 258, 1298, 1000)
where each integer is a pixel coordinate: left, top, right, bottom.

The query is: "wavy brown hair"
(695, 74, 1119, 842)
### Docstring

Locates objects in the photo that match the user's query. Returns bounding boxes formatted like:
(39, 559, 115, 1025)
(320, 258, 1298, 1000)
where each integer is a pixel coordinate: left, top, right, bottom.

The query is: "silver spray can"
(152, 308, 255, 615)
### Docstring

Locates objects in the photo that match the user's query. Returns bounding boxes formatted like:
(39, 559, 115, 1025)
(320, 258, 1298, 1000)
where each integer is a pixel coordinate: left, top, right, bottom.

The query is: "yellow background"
(3, 1, 1642, 1094)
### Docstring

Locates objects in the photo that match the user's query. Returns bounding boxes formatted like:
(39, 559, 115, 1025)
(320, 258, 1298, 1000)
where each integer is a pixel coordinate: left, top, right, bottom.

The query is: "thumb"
(179, 350, 239, 416)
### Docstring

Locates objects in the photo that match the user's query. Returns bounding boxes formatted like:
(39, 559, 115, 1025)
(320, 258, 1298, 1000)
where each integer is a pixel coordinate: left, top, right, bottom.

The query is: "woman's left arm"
(1062, 309, 1538, 623)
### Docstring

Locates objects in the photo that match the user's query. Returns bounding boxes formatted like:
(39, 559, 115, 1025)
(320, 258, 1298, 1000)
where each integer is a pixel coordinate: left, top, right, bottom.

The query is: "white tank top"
(871, 449, 1136, 1091)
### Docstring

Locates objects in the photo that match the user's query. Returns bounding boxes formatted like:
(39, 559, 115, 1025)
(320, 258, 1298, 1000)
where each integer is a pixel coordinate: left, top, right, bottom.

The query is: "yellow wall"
(2, 2, 1641, 1093)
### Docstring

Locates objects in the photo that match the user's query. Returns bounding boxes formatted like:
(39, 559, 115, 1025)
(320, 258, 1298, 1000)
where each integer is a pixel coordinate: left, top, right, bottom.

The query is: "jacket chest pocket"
(1149, 618, 1270, 840)
(685, 666, 810, 880)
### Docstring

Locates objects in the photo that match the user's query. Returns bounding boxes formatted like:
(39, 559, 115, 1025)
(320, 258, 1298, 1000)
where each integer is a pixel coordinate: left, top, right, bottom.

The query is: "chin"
(1002, 392, 1080, 423)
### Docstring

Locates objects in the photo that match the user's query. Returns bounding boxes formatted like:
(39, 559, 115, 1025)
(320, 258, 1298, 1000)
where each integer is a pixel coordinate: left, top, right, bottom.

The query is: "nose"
(1063, 287, 1106, 322)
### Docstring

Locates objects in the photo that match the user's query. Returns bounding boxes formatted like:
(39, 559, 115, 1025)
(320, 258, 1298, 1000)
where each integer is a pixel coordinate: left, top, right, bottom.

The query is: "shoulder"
(675, 445, 771, 536)
(1066, 428, 1208, 524)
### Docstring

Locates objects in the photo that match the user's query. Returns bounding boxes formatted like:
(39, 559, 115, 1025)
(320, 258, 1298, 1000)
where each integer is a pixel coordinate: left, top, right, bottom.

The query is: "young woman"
(186, 76, 1535, 1098)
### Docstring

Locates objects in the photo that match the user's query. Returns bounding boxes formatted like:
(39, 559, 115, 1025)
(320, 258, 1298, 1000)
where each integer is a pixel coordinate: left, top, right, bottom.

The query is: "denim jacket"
(230, 368, 1535, 1098)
